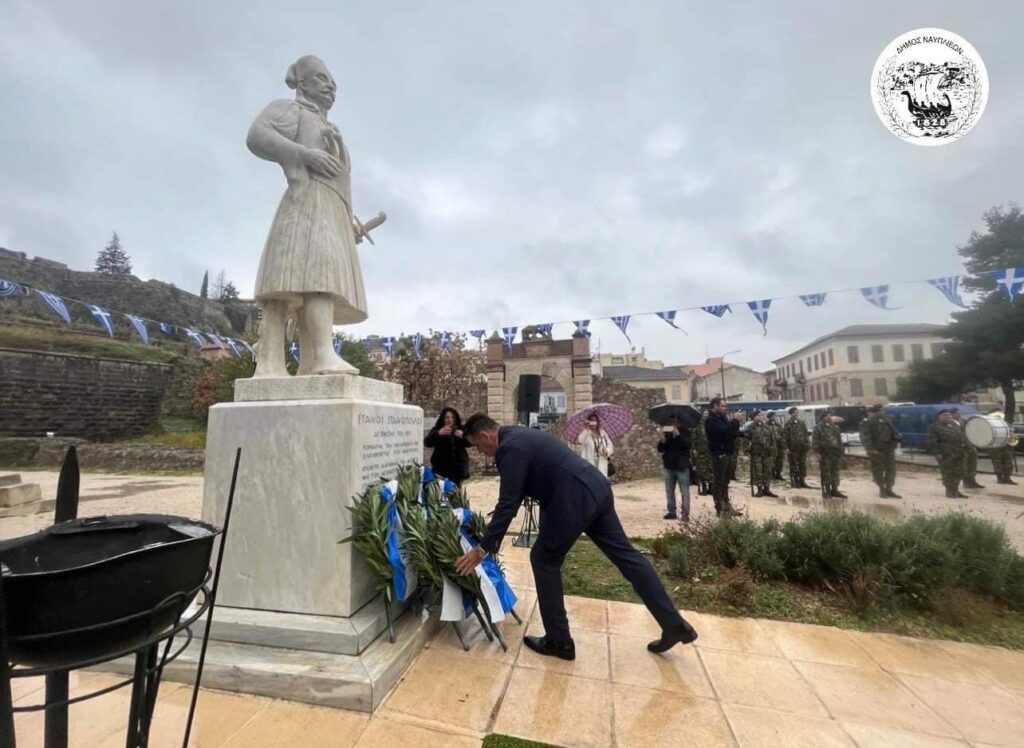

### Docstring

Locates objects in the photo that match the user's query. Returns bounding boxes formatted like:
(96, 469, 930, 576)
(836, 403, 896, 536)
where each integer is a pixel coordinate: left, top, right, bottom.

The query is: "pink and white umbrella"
(564, 403, 634, 443)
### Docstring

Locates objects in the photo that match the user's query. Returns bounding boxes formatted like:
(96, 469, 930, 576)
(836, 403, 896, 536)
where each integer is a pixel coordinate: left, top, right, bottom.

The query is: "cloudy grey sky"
(1, 1, 1021, 371)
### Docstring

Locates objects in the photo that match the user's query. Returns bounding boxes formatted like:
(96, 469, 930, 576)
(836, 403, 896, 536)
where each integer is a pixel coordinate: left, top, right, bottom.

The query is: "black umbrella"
(648, 403, 702, 429)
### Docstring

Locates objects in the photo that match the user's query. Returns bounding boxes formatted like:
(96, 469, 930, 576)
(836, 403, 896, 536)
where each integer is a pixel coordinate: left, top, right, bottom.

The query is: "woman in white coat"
(576, 412, 615, 477)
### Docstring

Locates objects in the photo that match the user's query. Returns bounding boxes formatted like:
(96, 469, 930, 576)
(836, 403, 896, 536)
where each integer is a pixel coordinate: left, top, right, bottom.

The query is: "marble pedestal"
(111, 374, 436, 711)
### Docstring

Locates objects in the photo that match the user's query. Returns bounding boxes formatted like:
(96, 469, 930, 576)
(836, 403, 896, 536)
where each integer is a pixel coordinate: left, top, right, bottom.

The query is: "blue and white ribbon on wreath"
(380, 481, 417, 603)
(440, 507, 517, 623)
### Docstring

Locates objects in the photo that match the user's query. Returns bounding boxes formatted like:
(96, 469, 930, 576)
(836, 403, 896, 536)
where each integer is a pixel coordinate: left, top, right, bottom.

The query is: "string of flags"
(2, 268, 1022, 361)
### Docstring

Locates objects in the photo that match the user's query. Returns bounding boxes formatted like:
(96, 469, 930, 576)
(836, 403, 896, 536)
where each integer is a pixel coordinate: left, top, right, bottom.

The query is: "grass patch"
(0, 322, 178, 364)
(482, 735, 560, 748)
(563, 512, 1024, 650)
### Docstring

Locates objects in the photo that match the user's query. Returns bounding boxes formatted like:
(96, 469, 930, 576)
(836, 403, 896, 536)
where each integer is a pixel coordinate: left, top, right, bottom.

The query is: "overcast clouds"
(1, 1, 1021, 370)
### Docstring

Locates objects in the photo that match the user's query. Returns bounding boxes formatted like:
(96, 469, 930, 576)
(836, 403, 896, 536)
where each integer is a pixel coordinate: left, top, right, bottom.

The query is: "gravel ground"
(4, 463, 1023, 551)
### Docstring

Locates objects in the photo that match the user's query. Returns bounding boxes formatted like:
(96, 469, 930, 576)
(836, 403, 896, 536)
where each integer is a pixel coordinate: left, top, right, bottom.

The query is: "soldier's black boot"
(831, 490, 848, 499)
(887, 486, 902, 499)
(955, 483, 970, 498)
(966, 479, 984, 489)
(1006, 478, 1018, 485)
(878, 485, 888, 498)
(754, 487, 765, 497)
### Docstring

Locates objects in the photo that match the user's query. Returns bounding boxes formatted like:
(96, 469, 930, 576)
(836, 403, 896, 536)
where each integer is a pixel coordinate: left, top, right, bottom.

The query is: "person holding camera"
(576, 411, 614, 478)
(705, 397, 744, 518)
(657, 417, 691, 521)
(423, 407, 471, 485)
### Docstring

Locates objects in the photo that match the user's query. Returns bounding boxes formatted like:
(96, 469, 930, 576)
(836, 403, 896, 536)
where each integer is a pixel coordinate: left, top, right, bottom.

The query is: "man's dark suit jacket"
(479, 426, 611, 554)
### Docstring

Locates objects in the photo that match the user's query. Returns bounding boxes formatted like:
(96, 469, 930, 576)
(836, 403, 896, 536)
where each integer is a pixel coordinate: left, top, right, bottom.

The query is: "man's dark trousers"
(711, 453, 732, 515)
(530, 481, 684, 642)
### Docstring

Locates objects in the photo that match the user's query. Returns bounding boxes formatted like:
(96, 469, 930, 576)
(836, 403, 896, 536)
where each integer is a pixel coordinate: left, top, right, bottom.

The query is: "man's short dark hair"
(709, 397, 725, 409)
(463, 413, 499, 437)
(788, 407, 799, 414)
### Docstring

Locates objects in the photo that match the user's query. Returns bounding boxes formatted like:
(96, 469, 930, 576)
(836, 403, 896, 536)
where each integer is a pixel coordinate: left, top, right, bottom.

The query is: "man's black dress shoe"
(524, 635, 576, 661)
(647, 620, 699, 653)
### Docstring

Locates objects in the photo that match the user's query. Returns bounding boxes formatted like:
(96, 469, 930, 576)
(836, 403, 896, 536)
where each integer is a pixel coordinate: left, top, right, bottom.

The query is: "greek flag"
(87, 305, 115, 337)
(438, 330, 452, 352)
(288, 341, 300, 361)
(158, 322, 173, 336)
(225, 338, 242, 357)
(573, 319, 591, 337)
(333, 337, 343, 355)
(35, 290, 71, 324)
(382, 336, 396, 356)
(183, 328, 205, 349)
(205, 333, 226, 349)
(440, 507, 517, 623)
(241, 339, 255, 355)
(611, 315, 632, 343)
(380, 482, 417, 603)
(470, 329, 486, 340)
(927, 276, 968, 307)
(995, 268, 1024, 301)
(860, 285, 897, 309)
(412, 333, 423, 359)
(747, 299, 771, 335)
(502, 326, 517, 349)
(702, 304, 731, 318)
(0, 279, 23, 298)
(125, 314, 149, 344)
(533, 323, 554, 336)
(799, 293, 827, 306)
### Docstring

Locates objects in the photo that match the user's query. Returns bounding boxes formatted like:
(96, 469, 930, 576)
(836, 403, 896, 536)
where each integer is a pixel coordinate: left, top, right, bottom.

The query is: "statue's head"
(286, 55, 336, 112)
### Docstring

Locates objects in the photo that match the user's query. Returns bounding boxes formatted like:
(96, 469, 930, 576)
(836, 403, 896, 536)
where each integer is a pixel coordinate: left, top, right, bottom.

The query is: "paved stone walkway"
(11, 545, 1024, 747)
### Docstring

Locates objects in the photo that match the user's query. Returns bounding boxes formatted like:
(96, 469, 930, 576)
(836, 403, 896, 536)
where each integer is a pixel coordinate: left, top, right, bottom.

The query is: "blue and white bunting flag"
(439, 330, 452, 353)
(799, 293, 827, 306)
(380, 482, 417, 604)
(611, 315, 632, 343)
(701, 304, 731, 318)
(241, 339, 255, 355)
(573, 319, 591, 337)
(382, 336, 396, 356)
(288, 341, 300, 361)
(533, 323, 554, 336)
(88, 305, 115, 337)
(183, 328, 205, 349)
(0, 279, 23, 297)
(333, 336, 343, 355)
(860, 285, 896, 309)
(125, 314, 149, 344)
(655, 310, 686, 333)
(205, 333, 226, 349)
(995, 267, 1024, 301)
(440, 507, 517, 623)
(502, 326, 518, 349)
(35, 290, 71, 324)
(747, 299, 771, 335)
(225, 338, 242, 357)
(412, 333, 423, 359)
(927, 276, 968, 307)
(158, 322, 174, 336)
(470, 329, 486, 340)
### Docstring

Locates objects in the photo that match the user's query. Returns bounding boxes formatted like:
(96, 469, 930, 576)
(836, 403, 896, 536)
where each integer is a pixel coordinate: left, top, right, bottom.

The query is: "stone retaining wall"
(0, 437, 203, 472)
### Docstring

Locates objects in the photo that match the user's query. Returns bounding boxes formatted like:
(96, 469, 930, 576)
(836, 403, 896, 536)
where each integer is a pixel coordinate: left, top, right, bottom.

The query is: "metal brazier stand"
(0, 447, 241, 748)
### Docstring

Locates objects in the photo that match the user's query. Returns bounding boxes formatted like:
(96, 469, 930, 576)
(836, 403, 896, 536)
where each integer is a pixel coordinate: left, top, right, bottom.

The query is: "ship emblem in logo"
(871, 28, 988, 146)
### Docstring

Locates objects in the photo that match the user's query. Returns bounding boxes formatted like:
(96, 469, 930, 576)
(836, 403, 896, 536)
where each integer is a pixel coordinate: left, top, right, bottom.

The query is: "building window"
(892, 344, 904, 362)
(911, 344, 924, 361)
(799, 360, 803, 374)
(828, 349, 834, 366)
(812, 383, 819, 400)
(830, 380, 837, 398)
(931, 343, 944, 358)
(812, 356, 818, 371)
(847, 345, 860, 364)
(807, 357, 812, 372)
(850, 379, 864, 397)
(874, 378, 889, 396)
(671, 385, 682, 400)
(611, 357, 624, 365)
(871, 344, 884, 363)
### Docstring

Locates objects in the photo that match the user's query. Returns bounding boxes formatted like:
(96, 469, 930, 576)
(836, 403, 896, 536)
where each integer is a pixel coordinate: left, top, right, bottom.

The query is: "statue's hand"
(301, 148, 343, 178)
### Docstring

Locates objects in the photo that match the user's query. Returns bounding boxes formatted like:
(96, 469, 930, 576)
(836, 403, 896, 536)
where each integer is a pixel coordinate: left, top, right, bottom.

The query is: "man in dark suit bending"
(454, 414, 698, 660)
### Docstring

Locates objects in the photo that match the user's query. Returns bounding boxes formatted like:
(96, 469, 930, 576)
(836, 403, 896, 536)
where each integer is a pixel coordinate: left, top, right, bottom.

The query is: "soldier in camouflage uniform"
(859, 404, 902, 499)
(749, 411, 779, 497)
(988, 410, 1018, 485)
(783, 407, 810, 488)
(951, 409, 984, 489)
(767, 411, 785, 480)
(812, 412, 846, 498)
(690, 411, 714, 495)
(928, 409, 969, 498)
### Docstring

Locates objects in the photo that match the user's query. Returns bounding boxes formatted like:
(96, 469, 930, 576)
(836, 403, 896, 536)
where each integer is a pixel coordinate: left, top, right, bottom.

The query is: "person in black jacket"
(705, 397, 744, 518)
(455, 414, 698, 661)
(657, 418, 691, 521)
(423, 407, 470, 484)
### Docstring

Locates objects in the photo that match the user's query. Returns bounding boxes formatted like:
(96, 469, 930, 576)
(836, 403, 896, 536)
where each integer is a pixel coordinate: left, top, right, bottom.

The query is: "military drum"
(964, 414, 1011, 449)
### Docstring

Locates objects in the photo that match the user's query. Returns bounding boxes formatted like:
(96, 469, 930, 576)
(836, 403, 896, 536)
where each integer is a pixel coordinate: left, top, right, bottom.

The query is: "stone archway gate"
(485, 333, 593, 424)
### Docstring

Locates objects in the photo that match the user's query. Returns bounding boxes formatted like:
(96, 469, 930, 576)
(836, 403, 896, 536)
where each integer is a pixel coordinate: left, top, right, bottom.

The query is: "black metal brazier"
(0, 514, 220, 667)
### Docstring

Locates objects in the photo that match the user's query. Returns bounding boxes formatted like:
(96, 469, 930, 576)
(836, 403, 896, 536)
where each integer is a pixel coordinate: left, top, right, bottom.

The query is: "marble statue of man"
(247, 55, 383, 377)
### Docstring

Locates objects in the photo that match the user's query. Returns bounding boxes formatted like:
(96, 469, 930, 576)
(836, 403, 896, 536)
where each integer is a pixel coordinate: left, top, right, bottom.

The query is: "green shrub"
(778, 512, 892, 589)
(667, 546, 690, 578)
(704, 519, 786, 580)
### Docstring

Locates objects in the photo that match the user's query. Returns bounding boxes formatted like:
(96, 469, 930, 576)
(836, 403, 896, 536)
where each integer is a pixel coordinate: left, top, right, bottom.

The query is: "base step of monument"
(94, 609, 438, 712)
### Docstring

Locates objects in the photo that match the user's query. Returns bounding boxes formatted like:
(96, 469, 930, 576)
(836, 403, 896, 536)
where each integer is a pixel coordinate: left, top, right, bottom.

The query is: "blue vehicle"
(883, 404, 980, 449)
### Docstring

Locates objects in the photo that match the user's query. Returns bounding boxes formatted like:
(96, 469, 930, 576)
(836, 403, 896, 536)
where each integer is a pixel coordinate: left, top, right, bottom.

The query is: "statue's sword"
(354, 211, 387, 245)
